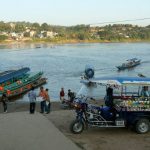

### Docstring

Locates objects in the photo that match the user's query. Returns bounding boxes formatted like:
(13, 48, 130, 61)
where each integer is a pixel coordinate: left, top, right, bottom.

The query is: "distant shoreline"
(1, 39, 150, 46)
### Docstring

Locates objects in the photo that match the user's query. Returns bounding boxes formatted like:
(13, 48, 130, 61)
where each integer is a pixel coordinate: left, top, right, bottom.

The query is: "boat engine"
(84, 65, 95, 79)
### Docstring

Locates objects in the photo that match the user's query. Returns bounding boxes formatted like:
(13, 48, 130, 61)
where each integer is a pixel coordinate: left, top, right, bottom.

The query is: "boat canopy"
(81, 76, 150, 86)
(0, 67, 30, 84)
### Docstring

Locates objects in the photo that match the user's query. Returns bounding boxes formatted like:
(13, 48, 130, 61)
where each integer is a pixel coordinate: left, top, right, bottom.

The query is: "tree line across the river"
(0, 21, 150, 43)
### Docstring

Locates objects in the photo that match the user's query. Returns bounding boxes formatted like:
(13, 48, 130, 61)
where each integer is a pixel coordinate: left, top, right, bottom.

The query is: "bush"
(0, 35, 8, 41)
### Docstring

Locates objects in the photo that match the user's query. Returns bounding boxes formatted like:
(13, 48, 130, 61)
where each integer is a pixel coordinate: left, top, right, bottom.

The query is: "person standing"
(140, 86, 150, 97)
(38, 86, 46, 113)
(60, 88, 65, 103)
(45, 88, 51, 114)
(68, 89, 75, 102)
(28, 87, 36, 114)
(1, 93, 9, 113)
(68, 89, 72, 101)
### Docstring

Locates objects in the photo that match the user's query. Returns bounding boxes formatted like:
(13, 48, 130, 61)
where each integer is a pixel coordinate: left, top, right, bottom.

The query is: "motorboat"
(116, 58, 141, 70)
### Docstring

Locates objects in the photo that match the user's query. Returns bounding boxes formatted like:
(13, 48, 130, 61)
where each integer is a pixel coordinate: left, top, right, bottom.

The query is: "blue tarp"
(0, 67, 30, 84)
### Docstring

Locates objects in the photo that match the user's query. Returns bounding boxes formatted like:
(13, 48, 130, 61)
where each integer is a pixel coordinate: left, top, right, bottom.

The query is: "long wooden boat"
(0, 67, 30, 84)
(8, 78, 47, 100)
(0, 70, 14, 76)
(0, 72, 43, 95)
(116, 58, 141, 70)
(0, 74, 30, 87)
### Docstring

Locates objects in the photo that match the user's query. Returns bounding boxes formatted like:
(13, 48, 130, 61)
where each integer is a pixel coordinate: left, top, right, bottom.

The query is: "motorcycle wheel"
(70, 120, 84, 134)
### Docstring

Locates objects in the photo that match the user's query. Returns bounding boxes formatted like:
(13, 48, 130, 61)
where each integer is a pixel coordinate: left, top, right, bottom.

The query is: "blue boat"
(0, 67, 30, 84)
(116, 58, 141, 70)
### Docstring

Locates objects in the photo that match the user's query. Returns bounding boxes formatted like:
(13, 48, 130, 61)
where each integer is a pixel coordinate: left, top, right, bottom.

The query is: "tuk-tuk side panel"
(119, 110, 150, 125)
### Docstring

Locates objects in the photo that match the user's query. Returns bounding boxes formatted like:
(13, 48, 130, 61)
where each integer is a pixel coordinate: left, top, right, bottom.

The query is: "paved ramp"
(0, 112, 80, 150)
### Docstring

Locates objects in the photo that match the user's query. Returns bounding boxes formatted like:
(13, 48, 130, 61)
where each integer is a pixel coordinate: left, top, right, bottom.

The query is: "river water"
(0, 43, 150, 101)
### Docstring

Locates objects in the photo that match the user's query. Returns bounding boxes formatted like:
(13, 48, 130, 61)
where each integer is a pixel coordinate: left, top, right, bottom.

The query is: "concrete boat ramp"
(0, 112, 80, 150)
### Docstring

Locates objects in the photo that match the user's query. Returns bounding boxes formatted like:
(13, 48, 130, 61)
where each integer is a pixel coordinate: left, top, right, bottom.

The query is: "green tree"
(41, 23, 49, 31)
(15, 24, 25, 32)
(32, 23, 40, 30)
(0, 35, 8, 41)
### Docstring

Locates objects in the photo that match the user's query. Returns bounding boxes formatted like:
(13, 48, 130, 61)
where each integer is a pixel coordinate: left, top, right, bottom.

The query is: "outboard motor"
(84, 65, 95, 79)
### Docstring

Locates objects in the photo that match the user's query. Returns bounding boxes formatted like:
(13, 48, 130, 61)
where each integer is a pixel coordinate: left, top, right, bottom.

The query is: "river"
(0, 43, 150, 101)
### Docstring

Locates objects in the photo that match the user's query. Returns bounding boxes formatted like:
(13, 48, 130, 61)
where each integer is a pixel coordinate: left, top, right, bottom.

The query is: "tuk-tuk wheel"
(135, 119, 150, 134)
(70, 120, 84, 134)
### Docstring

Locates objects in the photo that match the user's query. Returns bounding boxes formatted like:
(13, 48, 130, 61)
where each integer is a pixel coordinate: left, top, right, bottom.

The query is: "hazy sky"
(0, 0, 150, 26)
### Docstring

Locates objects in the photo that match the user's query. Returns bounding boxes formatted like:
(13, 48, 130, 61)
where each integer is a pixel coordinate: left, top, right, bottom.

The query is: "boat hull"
(8, 78, 47, 100)
(116, 60, 141, 70)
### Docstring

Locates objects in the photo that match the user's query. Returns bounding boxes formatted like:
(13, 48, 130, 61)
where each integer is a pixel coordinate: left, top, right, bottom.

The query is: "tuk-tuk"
(70, 67, 150, 134)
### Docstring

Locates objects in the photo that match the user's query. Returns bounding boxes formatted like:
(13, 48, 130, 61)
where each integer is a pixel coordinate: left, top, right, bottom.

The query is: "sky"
(0, 0, 150, 26)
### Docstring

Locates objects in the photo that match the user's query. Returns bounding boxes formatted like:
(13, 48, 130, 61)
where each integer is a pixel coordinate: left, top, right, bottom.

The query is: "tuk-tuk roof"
(81, 76, 150, 86)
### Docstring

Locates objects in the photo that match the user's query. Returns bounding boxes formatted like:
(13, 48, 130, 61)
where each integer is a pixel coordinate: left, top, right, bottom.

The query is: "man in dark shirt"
(105, 86, 114, 107)
(68, 89, 72, 100)
(68, 89, 75, 103)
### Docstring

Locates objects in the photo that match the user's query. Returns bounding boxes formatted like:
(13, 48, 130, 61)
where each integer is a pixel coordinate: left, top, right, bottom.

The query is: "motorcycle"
(70, 96, 124, 134)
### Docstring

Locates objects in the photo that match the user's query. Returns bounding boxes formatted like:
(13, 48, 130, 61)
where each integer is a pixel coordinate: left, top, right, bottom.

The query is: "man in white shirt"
(28, 87, 37, 114)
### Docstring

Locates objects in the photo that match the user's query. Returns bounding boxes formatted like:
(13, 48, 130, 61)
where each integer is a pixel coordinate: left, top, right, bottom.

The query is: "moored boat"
(0, 72, 43, 97)
(7, 78, 47, 100)
(0, 67, 30, 84)
(116, 58, 141, 70)
(0, 74, 30, 87)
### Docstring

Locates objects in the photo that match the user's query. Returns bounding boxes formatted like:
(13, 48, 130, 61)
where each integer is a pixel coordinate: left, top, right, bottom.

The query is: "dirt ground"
(0, 101, 150, 150)
(46, 102, 150, 150)
(46, 109, 150, 150)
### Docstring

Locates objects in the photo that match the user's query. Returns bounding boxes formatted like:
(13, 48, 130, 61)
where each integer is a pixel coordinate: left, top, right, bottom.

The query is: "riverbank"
(1, 38, 150, 46)
(0, 101, 61, 113)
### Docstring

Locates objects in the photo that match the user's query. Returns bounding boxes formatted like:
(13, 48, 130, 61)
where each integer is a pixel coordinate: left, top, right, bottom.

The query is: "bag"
(46, 101, 50, 106)
(37, 97, 43, 101)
